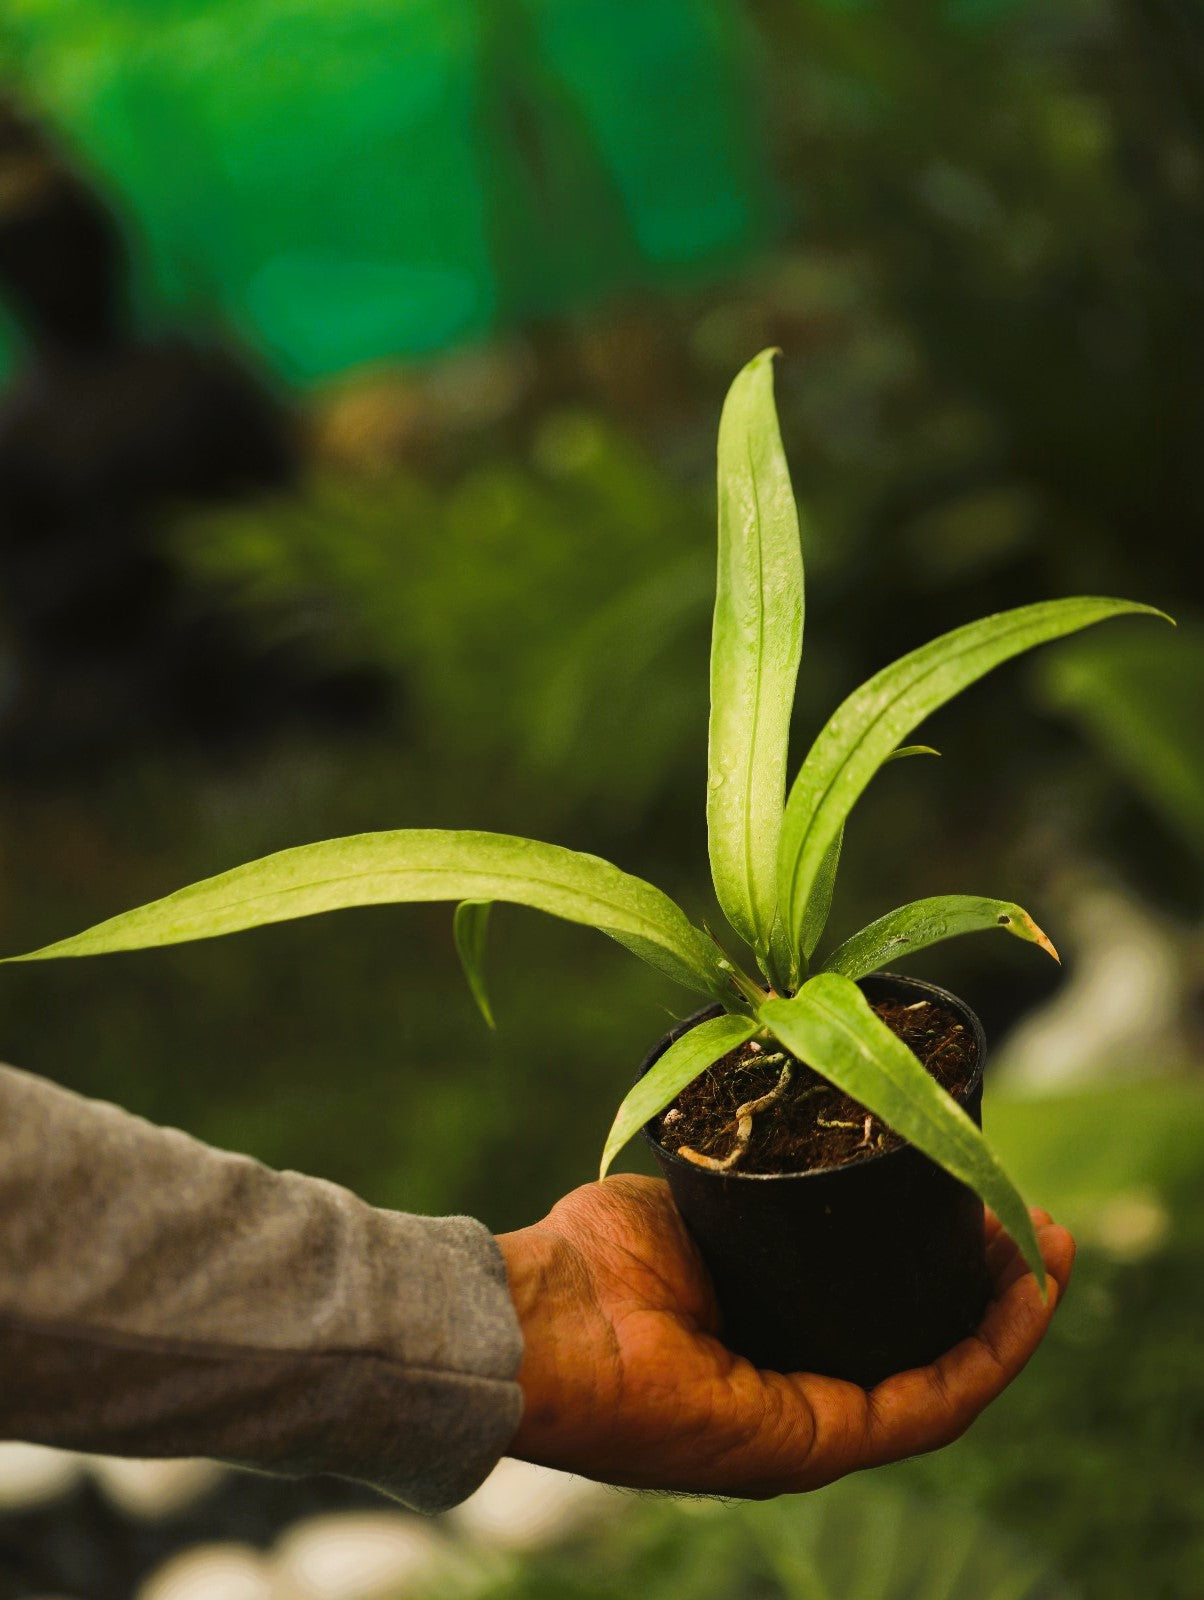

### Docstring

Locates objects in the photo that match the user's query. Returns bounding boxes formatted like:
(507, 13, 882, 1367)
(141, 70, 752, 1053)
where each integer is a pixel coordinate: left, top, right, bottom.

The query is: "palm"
(502, 1175, 1073, 1497)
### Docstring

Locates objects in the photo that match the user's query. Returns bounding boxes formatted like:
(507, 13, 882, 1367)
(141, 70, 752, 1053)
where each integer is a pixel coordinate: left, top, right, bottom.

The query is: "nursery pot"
(639, 972, 991, 1387)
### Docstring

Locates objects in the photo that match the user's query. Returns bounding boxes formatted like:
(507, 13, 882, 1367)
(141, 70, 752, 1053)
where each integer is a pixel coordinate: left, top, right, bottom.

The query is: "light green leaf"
(760, 974, 1045, 1289)
(3, 830, 729, 1001)
(777, 598, 1169, 969)
(800, 828, 844, 964)
(453, 900, 495, 1028)
(885, 744, 941, 762)
(822, 895, 1058, 982)
(708, 348, 804, 971)
(600, 1012, 759, 1178)
(798, 746, 939, 966)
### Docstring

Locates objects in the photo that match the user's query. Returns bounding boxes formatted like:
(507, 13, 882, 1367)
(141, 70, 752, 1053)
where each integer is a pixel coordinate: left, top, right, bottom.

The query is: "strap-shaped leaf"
(777, 598, 1168, 967)
(3, 830, 729, 1001)
(708, 348, 804, 970)
(600, 1012, 759, 1178)
(799, 747, 939, 967)
(800, 828, 844, 964)
(822, 895, 1058, 982)
(454, 900, 495, 1028)
(760, 975, 1045, 1288)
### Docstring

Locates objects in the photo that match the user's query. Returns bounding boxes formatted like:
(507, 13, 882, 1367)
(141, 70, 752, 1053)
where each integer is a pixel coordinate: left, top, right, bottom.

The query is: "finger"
(761, 1369, 873, 1494)
(958, 1230, 1070, 1390)
(819, 1218, 1073, 1474)
(1042, 1219, 1076, 1295)
(984, 1204, 1051, 1247)
(985, 1223, 1018, 1281)
(986, 1206, 1059, 1289)
(992, 1218, 1075, 1299)
(718, 1216, 1075, 1495)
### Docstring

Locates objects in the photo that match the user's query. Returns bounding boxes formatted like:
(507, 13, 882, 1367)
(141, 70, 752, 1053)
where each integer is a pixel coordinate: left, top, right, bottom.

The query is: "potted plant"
(4, 351, 1168, 1384)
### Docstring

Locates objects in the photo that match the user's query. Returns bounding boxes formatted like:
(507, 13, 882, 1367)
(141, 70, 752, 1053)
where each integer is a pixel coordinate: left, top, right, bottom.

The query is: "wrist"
(495, 1225, 563, 1455)
(496, 1227, 551, 1345)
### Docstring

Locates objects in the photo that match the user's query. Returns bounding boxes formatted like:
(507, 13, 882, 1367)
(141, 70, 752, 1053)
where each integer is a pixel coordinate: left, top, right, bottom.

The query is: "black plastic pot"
(640, 972, 991, 1386)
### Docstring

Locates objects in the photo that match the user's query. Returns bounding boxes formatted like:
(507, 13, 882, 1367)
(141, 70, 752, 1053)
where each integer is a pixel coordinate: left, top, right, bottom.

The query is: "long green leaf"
(822, 895, 1058, 982)
(760, 975, 1045, 1288)
(708, 348, 804, 971)
(798, 746, 939, 966)
(3, 830, 729, 1001)
(777, 598, 1169, 972)
(599, 1012, 759, 1178)
(800, 828, 844, 964)
(453, 900, 495, 1028)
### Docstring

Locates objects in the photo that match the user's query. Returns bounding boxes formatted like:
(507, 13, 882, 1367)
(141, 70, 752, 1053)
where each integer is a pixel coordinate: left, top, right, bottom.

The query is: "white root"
(677, 1061, 795, 1173)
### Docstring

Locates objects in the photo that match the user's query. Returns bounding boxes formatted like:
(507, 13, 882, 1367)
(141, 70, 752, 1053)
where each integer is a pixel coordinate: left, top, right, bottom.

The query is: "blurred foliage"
(892, 1079, 1204, 1600)
(1036, 622, 1204, 862)
(989, 1077, 1204, 1220)
(454, 1477, 1080, 1599)
(170, 415, 715, 830)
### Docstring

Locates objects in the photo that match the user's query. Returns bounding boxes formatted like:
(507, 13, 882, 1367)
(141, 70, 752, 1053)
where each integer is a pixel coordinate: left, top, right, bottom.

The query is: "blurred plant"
(445, 1472, 1080, 1600)
(172, 409, 715, 824)
(4, 353, 1165, 1286)
(900, 1076, 1204, 1600)
(1037, 621, 1204, 864)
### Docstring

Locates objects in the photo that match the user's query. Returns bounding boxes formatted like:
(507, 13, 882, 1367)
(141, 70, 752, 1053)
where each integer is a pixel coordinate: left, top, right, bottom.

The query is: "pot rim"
(638, 971, 987, 1184)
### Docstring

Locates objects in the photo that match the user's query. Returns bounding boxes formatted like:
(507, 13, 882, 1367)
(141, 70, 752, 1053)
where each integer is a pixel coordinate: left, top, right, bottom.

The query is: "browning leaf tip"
(1026, 916, 1060, 963)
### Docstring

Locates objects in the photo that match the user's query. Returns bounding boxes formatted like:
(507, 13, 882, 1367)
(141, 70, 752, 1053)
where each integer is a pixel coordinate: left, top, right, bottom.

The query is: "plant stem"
(703, 923, 770, 1008)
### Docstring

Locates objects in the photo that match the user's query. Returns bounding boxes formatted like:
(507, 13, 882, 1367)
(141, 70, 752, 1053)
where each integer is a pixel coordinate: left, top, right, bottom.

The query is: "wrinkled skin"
(497, 1175, 1073, 1497)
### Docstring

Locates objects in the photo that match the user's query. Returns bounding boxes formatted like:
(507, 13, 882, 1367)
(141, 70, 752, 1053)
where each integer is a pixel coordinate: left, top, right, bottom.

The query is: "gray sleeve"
(0, 1061, 524, 1513)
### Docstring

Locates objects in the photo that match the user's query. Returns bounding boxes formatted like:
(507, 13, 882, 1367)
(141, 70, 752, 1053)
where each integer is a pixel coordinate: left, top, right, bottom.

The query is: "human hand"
(496, 1175, 1073, 1497)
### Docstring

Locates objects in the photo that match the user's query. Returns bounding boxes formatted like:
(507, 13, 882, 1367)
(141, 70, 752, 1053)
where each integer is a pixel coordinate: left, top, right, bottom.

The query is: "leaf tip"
(1127, 601, 1175, 627)
(731, 346, 784, 394)
(1022, 913, 1060, 964)
(1028, 1249, 1051, 1300)
(999, 910, 1060, 964)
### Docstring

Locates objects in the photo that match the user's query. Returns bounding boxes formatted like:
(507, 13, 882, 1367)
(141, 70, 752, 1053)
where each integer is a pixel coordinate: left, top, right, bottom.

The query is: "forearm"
(0, 1062, 523, 1512)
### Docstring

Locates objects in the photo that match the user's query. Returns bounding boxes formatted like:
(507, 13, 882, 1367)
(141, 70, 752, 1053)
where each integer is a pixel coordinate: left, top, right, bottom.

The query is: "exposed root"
(748, 1051, 787, 1073)
(677, 1060, 795, 1173)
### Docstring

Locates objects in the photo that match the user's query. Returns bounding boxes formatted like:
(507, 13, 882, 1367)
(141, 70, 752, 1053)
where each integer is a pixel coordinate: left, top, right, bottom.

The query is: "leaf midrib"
(68, 865, 694, 953)
(741, 436, 768, 945)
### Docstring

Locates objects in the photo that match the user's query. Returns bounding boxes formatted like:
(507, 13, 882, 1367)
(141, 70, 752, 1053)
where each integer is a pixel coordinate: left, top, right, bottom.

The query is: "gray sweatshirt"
(0, 1062, 525, 1513)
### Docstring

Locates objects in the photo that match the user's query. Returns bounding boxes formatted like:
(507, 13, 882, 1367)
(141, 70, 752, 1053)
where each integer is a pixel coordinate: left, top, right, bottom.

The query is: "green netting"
(1, 0, 775, 382)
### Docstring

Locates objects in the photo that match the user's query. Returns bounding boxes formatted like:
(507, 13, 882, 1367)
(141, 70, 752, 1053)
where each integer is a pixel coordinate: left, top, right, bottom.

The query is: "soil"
(655, 997, 978, 1176)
